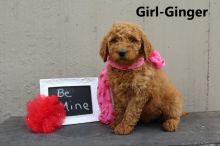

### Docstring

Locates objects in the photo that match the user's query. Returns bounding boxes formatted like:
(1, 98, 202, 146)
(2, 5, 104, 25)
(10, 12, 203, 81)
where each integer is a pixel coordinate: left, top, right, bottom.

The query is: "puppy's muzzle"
(118, 48, 126, 57)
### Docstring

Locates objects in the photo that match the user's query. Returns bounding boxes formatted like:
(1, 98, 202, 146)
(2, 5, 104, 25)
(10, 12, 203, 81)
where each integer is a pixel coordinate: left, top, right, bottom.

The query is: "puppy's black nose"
(118, 48, 126, 57)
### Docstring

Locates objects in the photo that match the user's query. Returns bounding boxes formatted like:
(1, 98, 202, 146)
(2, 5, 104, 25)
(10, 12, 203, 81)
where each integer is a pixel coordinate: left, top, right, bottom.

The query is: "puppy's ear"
(140, 30, 153, 59)
(99, 34, 109, 62)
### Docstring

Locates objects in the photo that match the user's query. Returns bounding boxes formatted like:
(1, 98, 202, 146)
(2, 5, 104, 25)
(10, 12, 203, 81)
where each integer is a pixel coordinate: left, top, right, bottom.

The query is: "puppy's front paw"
(113, 123, 133, 135)
(162, 119, 178, 132)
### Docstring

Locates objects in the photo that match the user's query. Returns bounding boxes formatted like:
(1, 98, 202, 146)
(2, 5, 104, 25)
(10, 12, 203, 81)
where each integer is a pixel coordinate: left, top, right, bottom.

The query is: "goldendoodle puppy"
(99, 22, 183, 135)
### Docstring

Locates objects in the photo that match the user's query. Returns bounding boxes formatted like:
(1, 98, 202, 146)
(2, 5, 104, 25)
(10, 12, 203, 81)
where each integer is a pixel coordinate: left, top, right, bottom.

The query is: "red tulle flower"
(25, 95, 66, 133)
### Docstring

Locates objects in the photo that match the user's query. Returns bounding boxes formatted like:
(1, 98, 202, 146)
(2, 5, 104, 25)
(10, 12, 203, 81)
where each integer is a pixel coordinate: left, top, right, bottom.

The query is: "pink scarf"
(97, 50, 165, 124)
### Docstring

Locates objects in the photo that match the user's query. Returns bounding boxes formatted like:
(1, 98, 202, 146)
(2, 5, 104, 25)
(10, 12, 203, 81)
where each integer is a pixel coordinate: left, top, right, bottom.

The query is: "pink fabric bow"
(97, 50, 165, 124)
(149, 50, 165, 69)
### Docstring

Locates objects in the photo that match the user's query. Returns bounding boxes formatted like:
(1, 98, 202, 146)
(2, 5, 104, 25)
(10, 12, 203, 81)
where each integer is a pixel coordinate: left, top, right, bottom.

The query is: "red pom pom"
(25, 95, 66, 133)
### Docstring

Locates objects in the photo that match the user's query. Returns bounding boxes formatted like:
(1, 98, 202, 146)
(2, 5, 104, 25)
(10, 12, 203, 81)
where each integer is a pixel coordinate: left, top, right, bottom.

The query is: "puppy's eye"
(129, 36, 138, 43)
(110, 37, 119, 44)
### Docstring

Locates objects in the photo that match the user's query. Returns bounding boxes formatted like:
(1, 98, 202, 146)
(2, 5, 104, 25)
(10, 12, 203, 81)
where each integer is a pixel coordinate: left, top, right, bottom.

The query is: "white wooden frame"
(40, 77, 99, 125)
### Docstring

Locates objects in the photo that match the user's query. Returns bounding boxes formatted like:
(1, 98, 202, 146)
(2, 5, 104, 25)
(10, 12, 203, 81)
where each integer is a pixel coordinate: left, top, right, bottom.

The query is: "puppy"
(99, 22, 183, 135)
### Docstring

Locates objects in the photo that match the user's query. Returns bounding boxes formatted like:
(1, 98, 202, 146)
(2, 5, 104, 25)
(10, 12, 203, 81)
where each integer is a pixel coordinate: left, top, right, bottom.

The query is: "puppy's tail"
(181, 112, 189, 117)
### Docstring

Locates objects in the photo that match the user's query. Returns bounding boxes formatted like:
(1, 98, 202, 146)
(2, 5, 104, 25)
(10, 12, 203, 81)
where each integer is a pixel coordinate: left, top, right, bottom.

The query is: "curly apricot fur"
(99, 22, 183, 135)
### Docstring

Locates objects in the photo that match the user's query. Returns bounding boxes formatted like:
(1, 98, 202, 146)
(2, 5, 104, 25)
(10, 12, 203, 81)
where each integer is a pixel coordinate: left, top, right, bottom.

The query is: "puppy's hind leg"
(163, 117, 180, 132)
(161, 95, 182, 132)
